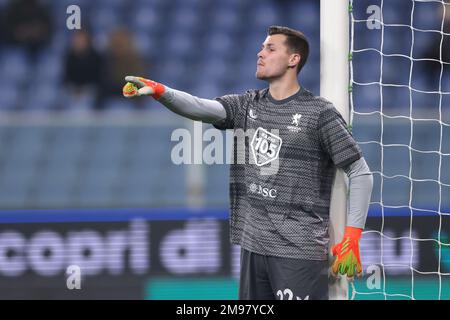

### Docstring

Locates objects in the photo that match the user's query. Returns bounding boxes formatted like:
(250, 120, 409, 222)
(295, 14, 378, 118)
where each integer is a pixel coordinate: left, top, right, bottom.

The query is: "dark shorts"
(239, 248, 329, 300)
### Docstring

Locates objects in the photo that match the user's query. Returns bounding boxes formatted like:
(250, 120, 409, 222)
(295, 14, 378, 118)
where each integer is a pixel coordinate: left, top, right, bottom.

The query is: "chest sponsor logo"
(250, 127, 282, 166)
(249, 183, 277, 198)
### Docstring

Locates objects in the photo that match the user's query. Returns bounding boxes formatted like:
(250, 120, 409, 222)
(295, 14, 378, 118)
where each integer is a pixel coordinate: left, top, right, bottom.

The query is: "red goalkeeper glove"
(122, 76, 166, 100)
(331, 226, 363, 280)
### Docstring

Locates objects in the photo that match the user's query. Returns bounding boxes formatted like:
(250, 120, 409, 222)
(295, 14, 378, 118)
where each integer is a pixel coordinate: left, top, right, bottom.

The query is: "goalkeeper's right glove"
(122, 76, 166, 100)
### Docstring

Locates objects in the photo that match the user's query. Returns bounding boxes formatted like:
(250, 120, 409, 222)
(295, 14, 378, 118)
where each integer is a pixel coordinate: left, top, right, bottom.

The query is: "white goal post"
(320, 0, 351, 300)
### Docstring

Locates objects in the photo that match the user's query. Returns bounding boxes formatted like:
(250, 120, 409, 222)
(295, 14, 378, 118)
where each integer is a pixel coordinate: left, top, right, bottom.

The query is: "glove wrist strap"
(138, 78, 165, 100)
(344, 226, 363, 240)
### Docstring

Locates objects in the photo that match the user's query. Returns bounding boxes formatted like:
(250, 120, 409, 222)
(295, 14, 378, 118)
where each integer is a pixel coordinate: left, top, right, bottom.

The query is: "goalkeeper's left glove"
(331, 226, 363, 280)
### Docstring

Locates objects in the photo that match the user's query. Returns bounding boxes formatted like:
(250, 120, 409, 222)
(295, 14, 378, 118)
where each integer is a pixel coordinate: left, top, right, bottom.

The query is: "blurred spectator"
(99, 28, 147, 110)
(421, 4, 450, 90)
(3, 0, 53, 61)
(63, 30, 104, 111)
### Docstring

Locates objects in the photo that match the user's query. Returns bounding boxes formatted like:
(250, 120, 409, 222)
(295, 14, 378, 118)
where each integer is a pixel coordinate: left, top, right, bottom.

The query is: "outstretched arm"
(123, 76, 226, 124)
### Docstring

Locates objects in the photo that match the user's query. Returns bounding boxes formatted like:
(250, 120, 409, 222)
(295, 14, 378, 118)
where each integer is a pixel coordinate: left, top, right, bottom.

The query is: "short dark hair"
(267, 26, 310, 74)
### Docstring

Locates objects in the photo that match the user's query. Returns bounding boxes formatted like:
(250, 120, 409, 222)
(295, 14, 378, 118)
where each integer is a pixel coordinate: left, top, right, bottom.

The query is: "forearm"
(343, 157, 374, 229)
(158, 87, 227, 123)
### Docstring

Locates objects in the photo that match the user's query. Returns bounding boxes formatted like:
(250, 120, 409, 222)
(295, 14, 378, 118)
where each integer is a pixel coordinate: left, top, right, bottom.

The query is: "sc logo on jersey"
(249, 183, 277, 198)
(250, 127, 282, 166)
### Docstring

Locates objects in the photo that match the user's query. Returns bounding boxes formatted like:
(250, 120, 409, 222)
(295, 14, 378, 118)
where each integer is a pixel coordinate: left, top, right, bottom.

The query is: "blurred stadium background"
(0, 0, 449, 299)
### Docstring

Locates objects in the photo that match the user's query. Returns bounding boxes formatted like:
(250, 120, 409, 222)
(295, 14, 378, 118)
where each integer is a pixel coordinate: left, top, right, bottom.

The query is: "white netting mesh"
(350, 0, 450, 299)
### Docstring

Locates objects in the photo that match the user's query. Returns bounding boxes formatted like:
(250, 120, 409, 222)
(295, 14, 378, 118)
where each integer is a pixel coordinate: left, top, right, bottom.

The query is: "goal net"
(349, 0, 450, 299)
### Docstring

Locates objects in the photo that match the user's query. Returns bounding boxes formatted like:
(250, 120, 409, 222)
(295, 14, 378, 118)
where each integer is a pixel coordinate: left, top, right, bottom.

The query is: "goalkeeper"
(123, 26, 373, 300)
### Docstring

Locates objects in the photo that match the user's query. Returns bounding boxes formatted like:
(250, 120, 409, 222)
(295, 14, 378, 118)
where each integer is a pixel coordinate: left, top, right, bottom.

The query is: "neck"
(268, 74, 301, 100)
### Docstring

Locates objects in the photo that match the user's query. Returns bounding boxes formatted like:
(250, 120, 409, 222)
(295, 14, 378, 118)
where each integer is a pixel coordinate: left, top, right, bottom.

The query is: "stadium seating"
(0, 0, 445, 209)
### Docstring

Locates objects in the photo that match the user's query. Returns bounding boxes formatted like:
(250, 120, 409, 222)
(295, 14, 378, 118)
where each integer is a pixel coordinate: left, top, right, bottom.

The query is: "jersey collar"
(267, 86, 307, 105)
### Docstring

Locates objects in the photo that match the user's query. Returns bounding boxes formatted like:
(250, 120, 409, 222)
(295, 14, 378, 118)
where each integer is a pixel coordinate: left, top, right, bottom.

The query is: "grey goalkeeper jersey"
(213, 87, 363, 260)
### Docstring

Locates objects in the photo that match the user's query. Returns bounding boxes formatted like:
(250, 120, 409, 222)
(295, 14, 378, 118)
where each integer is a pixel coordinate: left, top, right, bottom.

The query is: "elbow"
(368, 171, 374, 188)
(366, 171, 374, 195)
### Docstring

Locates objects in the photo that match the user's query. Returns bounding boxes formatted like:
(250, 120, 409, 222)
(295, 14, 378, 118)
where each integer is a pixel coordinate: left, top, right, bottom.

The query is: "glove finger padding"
(331, 230, 363, 280)
(124, 76, 146, 88)
(123, 82, 139, 98)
